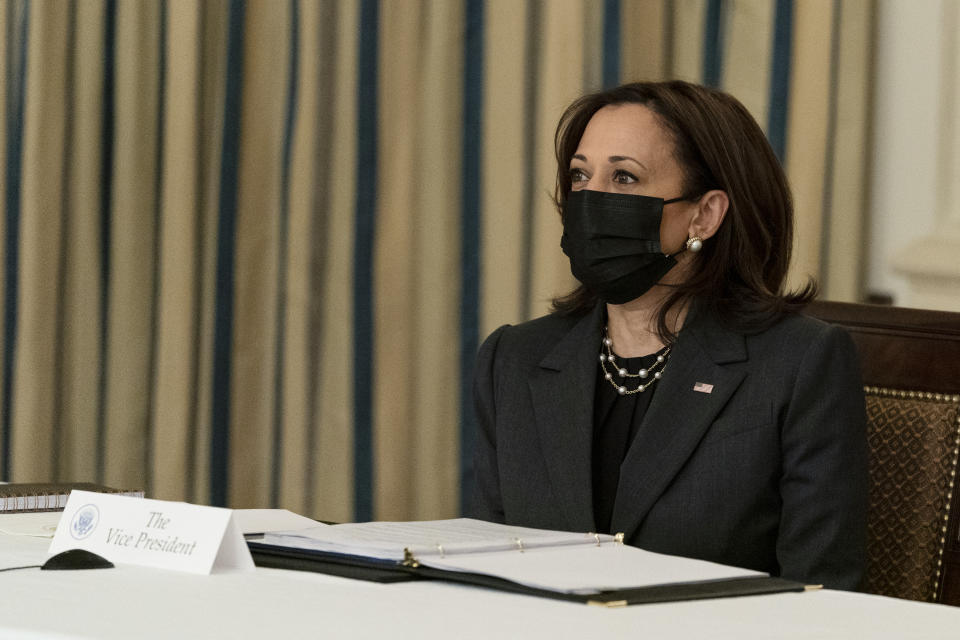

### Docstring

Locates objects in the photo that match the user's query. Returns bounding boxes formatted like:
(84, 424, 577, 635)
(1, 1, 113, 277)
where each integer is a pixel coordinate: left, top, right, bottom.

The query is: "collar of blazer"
(530, 301, 749, 538)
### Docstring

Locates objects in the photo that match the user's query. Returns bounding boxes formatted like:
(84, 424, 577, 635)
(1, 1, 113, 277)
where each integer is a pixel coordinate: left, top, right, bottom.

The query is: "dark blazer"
(471, 302, 868, 590)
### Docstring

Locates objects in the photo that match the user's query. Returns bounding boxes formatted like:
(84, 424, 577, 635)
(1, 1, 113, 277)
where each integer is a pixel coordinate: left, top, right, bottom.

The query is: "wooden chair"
(806, 300, 960, 605)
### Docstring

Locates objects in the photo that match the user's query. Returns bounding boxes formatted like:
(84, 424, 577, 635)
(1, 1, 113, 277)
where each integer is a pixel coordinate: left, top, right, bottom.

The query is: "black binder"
(249, 540, 419, 583)
(247, 540, 809, 607)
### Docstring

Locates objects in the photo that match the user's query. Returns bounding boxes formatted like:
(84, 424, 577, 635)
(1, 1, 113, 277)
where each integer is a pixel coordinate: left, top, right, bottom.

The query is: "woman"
(471, 81, 868, 590)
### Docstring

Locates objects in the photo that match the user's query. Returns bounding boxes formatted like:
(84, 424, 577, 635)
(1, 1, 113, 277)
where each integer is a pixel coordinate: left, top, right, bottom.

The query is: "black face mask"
(560, 189, 684, 304)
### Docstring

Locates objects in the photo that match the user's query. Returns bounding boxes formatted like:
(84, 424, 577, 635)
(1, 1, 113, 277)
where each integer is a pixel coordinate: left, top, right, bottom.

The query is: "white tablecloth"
(2, 532, 959, 639)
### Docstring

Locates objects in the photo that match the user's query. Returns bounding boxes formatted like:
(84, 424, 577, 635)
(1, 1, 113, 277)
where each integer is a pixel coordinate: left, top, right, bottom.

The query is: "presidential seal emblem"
(70, 504, 100, 540)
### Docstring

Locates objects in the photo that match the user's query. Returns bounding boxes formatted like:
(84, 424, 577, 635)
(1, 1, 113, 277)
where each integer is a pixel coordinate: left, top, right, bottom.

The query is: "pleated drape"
(0, 0, 876, 522)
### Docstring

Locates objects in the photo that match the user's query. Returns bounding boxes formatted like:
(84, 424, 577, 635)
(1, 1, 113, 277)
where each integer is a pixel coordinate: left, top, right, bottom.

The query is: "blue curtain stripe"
(1, 0, 29, 480)
(767, 0, 793, 163)
(353, 0, 379, 523)
(602, 0, 620, 88)
(702, 0, 725, 88)
(271, 0, 300, 509)
(144, 0, 169, 495)
(187, 0, 209, 505)
(210, 0, 247, 507)
(96, 0, 117, 483)
(459, 0, 484, 515)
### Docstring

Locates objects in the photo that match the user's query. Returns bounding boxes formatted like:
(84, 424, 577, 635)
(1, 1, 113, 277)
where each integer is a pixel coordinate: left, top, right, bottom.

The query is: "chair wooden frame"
(806, 300, 960, 605)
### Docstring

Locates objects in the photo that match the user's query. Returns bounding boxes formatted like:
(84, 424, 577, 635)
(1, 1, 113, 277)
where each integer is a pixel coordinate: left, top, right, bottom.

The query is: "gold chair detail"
(807, 300, 960, 605)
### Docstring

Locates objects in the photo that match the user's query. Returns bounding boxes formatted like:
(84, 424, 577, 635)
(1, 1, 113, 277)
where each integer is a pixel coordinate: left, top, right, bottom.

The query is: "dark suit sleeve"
(777, 323, 868, 590)
(470, 325, 510, 523)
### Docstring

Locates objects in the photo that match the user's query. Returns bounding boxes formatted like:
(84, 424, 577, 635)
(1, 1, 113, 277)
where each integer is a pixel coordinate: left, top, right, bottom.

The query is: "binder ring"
(514, 537, 524, 553)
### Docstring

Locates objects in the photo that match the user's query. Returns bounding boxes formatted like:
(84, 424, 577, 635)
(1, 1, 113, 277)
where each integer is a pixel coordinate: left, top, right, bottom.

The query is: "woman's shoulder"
(765, 308, 852, 343)
(704, 302, 848, 344)
(740, 308, 859, 368)
(479, 310, 591, 363)
(765, 308, 838, 337)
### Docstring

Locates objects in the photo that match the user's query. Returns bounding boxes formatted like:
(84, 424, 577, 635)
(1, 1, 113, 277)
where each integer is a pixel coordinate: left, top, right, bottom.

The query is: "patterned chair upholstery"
(806, 301, 960, 605)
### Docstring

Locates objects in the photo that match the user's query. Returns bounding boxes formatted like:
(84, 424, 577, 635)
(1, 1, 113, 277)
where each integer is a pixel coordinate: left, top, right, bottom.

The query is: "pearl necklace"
(598, 326, 671, 395)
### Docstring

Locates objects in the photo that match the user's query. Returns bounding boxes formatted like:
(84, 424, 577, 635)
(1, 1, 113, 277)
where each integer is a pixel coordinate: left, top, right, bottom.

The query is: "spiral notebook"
(251, 518, 810, 606)
(0, 482, 144, 513)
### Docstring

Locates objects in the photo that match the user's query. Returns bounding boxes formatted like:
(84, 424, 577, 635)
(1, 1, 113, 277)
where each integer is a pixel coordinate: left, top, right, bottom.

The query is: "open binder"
(248, 518, 809, 606)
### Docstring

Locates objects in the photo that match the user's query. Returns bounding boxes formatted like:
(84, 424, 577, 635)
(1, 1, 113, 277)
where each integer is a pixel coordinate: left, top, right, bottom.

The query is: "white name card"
(48, 491, 255, 574)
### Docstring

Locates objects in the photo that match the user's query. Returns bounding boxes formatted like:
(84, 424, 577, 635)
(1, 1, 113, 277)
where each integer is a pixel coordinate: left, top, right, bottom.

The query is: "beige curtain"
(0, 0, 875, 521)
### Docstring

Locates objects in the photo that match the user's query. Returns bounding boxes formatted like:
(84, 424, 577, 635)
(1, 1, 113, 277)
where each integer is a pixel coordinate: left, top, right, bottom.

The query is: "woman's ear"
(689, 189, 728, 240)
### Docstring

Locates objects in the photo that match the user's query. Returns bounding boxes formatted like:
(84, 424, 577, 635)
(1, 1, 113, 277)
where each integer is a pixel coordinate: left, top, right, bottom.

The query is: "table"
(2, 532, 959, 639)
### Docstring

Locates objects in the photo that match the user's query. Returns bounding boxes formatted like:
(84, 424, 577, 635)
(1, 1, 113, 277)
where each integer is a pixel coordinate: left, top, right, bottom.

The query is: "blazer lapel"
(610, 312, 748, 540)
(528, 304, 604, 532)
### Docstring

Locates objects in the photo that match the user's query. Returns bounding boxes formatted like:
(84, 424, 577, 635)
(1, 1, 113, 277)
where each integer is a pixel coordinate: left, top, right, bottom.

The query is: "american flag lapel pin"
(693, 382, 714, 394)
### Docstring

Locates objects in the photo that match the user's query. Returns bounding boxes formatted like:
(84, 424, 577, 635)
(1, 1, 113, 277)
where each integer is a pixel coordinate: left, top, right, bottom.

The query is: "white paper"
(266, 518, 613, 561)
(48, 491, 254, 574)
(422, 542, 764, 594)
(264, 517, 764, 595)
(233, 509, 323, 535)
(211, 516, 256, 572)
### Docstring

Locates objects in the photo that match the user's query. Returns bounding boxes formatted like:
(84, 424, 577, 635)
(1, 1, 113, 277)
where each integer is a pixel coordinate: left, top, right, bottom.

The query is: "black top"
(591, 349, 664, 534)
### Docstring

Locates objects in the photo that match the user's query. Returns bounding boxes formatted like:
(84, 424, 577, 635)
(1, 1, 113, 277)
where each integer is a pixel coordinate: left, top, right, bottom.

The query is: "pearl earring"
(686, 235, 703, 252)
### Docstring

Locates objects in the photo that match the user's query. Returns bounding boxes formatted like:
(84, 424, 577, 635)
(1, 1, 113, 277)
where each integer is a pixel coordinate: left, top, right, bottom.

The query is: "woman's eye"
(569, 167, 588, 183)
(613, 169, 637, 184)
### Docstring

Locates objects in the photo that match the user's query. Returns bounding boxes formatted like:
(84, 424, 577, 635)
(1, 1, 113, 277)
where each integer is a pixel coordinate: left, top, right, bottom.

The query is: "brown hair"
(551, 80, 815, 338)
